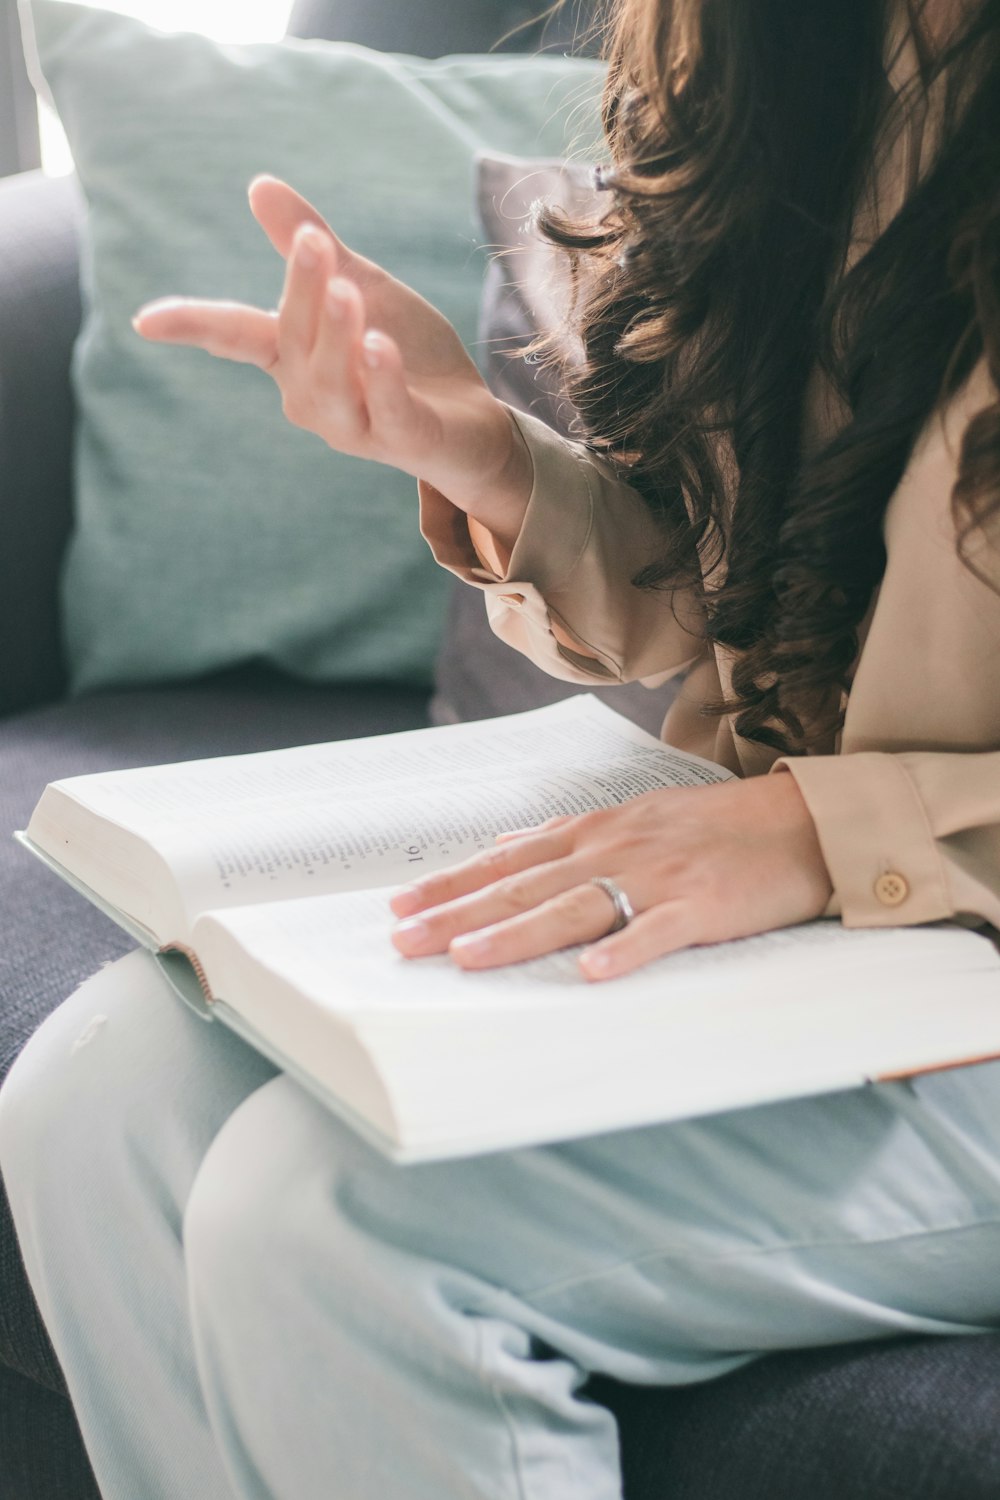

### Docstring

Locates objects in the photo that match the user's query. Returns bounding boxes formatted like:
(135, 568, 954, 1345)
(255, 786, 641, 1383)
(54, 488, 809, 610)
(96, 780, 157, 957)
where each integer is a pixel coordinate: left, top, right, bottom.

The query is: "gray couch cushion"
(0, 1365, 98, 1500)
(598, 1331, 1000, 1500)
(287, 0, 602, 55)
(0, 170, 82, 715)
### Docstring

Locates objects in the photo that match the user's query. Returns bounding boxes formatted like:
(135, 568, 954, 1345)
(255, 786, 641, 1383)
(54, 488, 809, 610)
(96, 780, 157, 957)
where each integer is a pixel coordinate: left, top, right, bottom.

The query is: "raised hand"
(133, 176, 531, 546)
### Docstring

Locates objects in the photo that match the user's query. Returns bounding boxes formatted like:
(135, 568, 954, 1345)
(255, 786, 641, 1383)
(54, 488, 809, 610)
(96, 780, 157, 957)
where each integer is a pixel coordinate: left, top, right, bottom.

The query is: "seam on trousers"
(475, 1315, 530, 1500)
(506, 1211, 1000, 1309)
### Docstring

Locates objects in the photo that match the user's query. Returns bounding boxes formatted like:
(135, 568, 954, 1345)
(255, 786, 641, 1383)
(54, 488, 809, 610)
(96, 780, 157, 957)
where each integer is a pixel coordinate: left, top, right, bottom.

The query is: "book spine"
(169, 942, 214, 1002)
(154, 947, 215, 1022)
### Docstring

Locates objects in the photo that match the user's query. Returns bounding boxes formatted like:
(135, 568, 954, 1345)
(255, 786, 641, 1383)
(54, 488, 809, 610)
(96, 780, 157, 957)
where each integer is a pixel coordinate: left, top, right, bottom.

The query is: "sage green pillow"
(20, 0, 603, 692)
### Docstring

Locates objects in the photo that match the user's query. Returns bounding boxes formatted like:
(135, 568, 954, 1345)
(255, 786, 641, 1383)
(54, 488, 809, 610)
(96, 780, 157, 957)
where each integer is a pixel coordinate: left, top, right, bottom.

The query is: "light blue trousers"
(4, 949, 1000, 1500)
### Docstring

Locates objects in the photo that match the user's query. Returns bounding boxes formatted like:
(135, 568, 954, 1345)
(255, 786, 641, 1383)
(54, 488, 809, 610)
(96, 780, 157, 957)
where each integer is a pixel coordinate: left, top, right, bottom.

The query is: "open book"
(19, 696, 1000, 1162)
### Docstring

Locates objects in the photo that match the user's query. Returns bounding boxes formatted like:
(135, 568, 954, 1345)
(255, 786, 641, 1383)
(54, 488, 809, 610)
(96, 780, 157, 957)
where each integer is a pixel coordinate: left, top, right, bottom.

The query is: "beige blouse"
(418, 15, 1000, 938)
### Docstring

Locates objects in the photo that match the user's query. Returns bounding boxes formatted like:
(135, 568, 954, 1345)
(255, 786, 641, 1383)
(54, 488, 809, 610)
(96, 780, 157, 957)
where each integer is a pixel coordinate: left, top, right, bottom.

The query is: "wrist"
(466, 403, 533, 554)
(424, 400, 531, 551)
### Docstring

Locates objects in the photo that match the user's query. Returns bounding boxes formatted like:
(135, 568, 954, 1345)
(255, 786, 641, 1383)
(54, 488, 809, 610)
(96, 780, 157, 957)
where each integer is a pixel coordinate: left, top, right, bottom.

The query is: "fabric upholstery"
(598, 1333, 1000, 1500)
(0, 169, 81, 716)
(0, 8, 603, 726)
(0, 1365, 99, 1500)
(286, 0, 603, 55)
(21, 0, 604, 696)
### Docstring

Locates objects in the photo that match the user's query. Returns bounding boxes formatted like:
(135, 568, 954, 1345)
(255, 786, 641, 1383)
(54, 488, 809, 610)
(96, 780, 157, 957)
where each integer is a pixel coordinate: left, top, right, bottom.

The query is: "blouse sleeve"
(418, 405, 706, 687)
(775, 751, 1000, 931)
(774, 357, 1000, 934)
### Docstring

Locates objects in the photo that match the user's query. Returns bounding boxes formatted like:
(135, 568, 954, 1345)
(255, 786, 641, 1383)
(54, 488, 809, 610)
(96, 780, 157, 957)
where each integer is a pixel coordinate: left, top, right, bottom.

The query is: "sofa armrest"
(0, 170, 82, 718)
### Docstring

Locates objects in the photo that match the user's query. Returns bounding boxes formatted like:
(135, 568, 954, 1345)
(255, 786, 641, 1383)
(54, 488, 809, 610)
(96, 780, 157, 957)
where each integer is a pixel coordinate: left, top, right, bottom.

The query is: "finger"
(360, 331, 426, 451)
(391, 861, 578, 957)
(278, 224, 335, 369)
(579, 902, 706, 982)
(133, 299, 279, 369)
(309, 276, 369, 440)
(388, 828, 573, 918)
(447, 882, 633, 971)
(248, 175, 340, 260)
(495, 816, 574, 844)
(249, 175, 381, 295)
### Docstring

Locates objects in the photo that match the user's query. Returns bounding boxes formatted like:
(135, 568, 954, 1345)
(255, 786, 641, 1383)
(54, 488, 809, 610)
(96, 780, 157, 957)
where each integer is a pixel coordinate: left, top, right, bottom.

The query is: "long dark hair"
(540, 0, 1000, 751)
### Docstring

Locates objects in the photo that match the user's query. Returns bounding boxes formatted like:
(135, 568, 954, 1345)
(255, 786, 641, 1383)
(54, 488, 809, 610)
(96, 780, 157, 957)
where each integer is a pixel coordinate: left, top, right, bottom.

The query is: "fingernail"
(394, 917, 429, 946)
(137, 297, 182, 316)
(296, 229, 319, 270)
(362, 332, 381, 368)
(450, 933, 491, 959)
(326, 279, 346, 316)
(580, 947, 612, 978)
(390, 884, 422, 915)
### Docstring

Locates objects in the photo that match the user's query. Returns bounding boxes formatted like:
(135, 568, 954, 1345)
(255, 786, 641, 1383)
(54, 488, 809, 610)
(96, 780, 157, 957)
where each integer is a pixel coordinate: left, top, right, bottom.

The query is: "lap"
(7, 951, 1000, 1378)
(189, 1046, 1000, 1376)
(0, 949, 277, 1228)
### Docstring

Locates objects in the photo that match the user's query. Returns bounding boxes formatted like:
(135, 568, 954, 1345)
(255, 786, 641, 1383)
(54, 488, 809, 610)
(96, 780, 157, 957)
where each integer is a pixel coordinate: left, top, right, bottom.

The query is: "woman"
(1, 1, 998, 1497)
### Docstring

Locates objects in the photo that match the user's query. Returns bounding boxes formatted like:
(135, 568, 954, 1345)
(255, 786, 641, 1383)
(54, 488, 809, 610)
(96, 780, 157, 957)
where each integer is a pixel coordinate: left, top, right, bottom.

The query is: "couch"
(3, 3, 1000, 1497)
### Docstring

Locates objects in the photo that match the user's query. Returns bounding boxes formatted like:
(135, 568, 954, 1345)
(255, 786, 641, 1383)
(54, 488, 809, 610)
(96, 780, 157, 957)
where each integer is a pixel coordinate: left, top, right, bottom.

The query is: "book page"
(195, 888, 1000, 1158)
(33, 698, 731, 929)
(198, 885, 996, 1018)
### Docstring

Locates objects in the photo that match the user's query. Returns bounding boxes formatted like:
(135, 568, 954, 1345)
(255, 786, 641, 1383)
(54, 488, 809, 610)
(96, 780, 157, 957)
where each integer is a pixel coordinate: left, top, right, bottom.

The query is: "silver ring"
(590, 876, 635, 935)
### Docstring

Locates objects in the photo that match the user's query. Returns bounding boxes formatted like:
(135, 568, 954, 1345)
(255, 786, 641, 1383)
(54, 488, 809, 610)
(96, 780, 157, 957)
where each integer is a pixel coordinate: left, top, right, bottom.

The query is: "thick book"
(18, 696, 1000, 1163)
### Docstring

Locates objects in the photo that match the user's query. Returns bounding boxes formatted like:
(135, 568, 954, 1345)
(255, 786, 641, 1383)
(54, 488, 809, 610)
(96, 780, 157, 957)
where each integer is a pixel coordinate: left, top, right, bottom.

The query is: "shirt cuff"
(417, 405, 594, 596)
(773, 752, 954, 926)
(417, 408, 627, 678)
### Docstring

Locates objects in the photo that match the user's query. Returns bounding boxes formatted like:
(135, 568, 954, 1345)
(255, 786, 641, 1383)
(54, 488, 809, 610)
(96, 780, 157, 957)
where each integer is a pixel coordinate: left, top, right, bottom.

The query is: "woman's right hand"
(132, 175, 532, 548)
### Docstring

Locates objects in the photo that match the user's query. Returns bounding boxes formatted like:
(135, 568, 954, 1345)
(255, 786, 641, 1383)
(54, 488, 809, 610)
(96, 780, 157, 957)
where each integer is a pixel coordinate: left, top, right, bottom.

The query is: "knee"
(183, 1079, 317, 1273)
(182, 1078, 502, 1335)
(1, 958, 127, 1186)
(183, 1078, 367, 1310)
(0, 949, 195, 1206)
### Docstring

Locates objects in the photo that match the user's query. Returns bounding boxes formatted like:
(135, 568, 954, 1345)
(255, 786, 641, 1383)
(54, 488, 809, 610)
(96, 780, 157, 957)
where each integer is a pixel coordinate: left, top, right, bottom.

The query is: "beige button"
(498, 592, 525, 607)
(874, 871, 909, 907)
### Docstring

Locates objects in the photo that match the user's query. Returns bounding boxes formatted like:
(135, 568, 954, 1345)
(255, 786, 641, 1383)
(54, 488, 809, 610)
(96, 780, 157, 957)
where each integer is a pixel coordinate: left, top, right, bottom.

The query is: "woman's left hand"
(389, 772, 833, 980)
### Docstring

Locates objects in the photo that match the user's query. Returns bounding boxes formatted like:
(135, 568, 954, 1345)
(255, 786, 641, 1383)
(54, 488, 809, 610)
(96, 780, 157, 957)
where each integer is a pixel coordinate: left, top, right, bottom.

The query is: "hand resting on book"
(390, 771, 833, 980)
